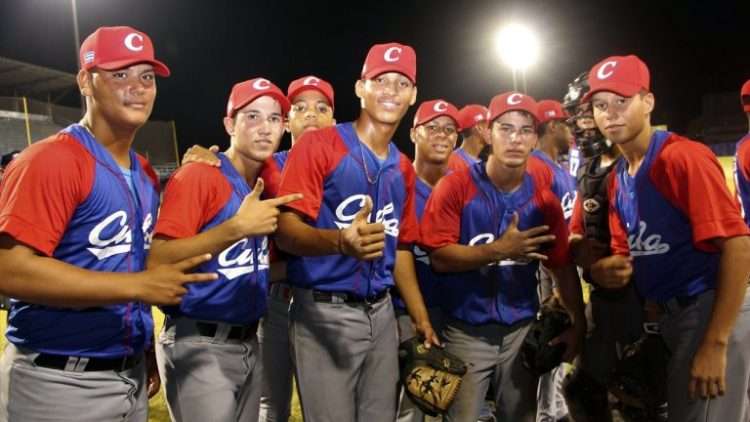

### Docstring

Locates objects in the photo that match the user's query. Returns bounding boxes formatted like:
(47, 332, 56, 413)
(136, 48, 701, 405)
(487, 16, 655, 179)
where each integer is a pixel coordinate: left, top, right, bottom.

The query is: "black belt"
(657, 294, 700, 314)
(34, 353, 141, 372)
(195, 321, 257, 341)
(312, 289, 389, 304)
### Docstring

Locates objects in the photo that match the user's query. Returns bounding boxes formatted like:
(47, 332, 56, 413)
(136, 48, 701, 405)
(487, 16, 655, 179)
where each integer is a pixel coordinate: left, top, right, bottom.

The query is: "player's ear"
(642, 92, 655, 115)
(409, 85, 417, 106)
(284, 119, 290, 134)
(354, 79, 365, 100)
(223, 116, 235, 137)
(77, 69, 93, 97)
(410, 127, 417, 144)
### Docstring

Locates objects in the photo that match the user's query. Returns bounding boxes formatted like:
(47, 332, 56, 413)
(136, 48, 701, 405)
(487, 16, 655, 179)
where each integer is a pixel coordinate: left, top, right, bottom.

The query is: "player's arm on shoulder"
(148, 164, 242, 268)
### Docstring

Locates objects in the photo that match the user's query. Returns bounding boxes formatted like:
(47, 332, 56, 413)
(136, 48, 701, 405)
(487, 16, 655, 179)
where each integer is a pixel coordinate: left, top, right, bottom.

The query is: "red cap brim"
(287, 86, 334, 110)
(231, 91, 291, 117)
(362, 66, 416, 84)
(96, 58, 171, 77)
(582, 81, 642, 103)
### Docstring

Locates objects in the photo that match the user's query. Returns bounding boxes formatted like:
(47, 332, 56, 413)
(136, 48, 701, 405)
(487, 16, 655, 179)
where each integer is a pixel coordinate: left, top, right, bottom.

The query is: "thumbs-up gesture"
(340, 196, 386, 261)
(231, 178, 303, 238)
(489, 213, 556, 261)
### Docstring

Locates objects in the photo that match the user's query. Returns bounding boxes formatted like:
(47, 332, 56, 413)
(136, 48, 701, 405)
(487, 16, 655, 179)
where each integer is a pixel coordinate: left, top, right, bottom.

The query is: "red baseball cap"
(582, 55, 650, 103)
(413, 99, 461, 129)
(361, 42, 417, 84)
(741, 79, 750, 112)
(536, 100, 570, 124)
(488, 92, 539, 123)
(458, 105, 489, 131)
(80, 26, 170, 77)
(226, 78, 291, 118)
(287, 75, 335, 110)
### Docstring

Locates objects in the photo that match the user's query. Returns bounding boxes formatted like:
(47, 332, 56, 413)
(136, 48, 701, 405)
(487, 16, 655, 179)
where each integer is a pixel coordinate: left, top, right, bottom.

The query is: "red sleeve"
(277, 128, 342, 220)
(136, 154, 161, 193)
(260, 156, 281, 199)
(398, 155, 419, 245)
(0, 135, 93, 256)
(527, 155, 553, 190)
(739, 138, 750, 181)
(447, 152, 468, 173)
(651, 137, 749, 251)
(569, 192, 584, 235)
(154, 163, 232, 239)
(539, 190, 571, 268)
(420, 169, 473, 250)
(607, 174, 631, 256)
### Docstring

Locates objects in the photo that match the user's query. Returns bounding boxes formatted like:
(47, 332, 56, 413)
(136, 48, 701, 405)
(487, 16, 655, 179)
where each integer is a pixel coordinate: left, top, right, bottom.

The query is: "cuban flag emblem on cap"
(84, 51, 95, 64)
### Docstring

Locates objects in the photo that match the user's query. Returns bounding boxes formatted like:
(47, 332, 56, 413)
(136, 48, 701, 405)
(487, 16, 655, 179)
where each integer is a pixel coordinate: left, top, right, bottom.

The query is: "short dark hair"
(1, 150, 20, 167)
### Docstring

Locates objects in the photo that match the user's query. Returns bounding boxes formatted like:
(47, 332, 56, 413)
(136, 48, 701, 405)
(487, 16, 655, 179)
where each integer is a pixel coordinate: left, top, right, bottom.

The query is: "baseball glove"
(521, 297, 572, 376)
(398, 337, 467, 416)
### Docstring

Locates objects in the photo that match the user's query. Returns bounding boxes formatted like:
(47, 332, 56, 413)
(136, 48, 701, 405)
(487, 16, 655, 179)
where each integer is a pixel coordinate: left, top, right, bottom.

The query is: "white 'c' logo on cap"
(253, 79, 271, 90)
(303, 77, 320, 86)
(433, 101, 448, 112)
(124, 33, 144, 52)
(507, 93, 523, 105)
(597, 61, 617, 80)
(384, 47, 402, 62)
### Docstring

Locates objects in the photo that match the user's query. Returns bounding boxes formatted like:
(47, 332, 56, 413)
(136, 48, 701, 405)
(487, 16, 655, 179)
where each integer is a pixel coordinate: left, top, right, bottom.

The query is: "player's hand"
(181, 144, 221, 167)
(590, 255, 633, 288)
(549, 320, 586, 363)
(489, 213, 556, 261)
(135, 254, 218, 305)
(340, 196, 386, 261)
(145, 348, 161, 398)
(689, 340, 728, 400)
(414, 318, 441, 349)
(230, 178, 303, 238)
(570, 237, 609, 270)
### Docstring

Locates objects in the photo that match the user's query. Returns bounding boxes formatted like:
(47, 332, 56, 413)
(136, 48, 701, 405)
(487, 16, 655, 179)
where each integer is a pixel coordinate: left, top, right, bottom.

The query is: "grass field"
(0, 309, 303, 422)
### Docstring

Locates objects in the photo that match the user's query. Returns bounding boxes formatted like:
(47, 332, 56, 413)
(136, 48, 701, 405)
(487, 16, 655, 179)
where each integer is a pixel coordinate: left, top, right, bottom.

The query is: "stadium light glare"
(494, 23, 540, 71)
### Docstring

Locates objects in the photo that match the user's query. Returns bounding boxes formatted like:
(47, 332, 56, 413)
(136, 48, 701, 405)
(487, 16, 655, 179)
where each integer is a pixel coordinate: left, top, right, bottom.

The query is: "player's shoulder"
(135, 153, 160, 191)
(737, 134, 750, 156)
(397, 152, 416, 177)
(294, 126, 343, 151)
(434, 163, 474, 196)
(527, 154, 553, 188)
(168, 162, 225, 185)
(10, 132, 93, 175)
(654, 132, 717, 171)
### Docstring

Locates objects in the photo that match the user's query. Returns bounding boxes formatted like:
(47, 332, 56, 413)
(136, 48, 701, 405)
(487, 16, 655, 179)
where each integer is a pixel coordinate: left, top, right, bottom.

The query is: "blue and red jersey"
(276, 122, 419, 297)
(260, 150, 289, 199)
(155, 153, 269, 325)
(447, 148, 478, 173)
(0, 124, 160, 358)
(393, 177, 444, 310)
(609, 131, 748, 302)
(735, 134, 750, 227)
(420, 162, 571, 326)
(530, 150, 578, 222)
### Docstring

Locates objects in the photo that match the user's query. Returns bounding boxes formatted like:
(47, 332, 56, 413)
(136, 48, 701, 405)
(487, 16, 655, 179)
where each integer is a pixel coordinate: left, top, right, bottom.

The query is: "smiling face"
(224, 95, 284, 163)
(488, 110, 538, 169)
(591, 91, 653, 146)
(287, 89, 334, 142)
(411, 115, 459, 165)
(79, 63, 156, 131)
(355, 72, 417, 125)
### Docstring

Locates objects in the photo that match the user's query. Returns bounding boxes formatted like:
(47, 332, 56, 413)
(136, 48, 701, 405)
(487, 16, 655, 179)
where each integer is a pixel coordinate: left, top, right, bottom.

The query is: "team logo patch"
(433, 101, 448, 112)
(384, 46, 402, 62)
(583, 198, 600, 213)
(124, 33, 144, 52)
(506, 93, 523, 105)
(87, 210, 153, 259)
(303, 76, 320, 86)
(596, 61, 617, 80)
(216, 237, 269, 279)
(83, 51, 95, 64)
(253, 78, 271, 90)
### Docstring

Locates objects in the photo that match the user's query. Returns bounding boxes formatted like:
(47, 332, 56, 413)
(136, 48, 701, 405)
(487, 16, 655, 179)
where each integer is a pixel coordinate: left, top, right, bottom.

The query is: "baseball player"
(447, 104, 489, 172)
(273, 42, 438, 422)
(420, 92, 586, 422)
(735, 79, 750, 228)
(0, 26, 217, 422)
(586, 55, 750, 422)
(394, 98, 460, 422)
(147, 78, 299, 422)
(532, 99, 577, 422)
(257, 75, 336, 422)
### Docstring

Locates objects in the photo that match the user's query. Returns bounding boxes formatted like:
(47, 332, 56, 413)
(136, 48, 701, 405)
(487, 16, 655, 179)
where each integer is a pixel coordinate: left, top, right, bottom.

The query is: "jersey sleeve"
(419, 171, 470, 250)
(260, 156, 282, 199)
(136, 154, 161, 193)
(447, 152, 469, 173)
(154, 163, 232, 239)
(397, 155, 419, 246)
(539, 190, 572, 268)
(0, 136, 93, 256)
(569, 192, 584, 235)
(277, 129, 340, 221)
(738, 139, 750, 183)
(652, 138, 749, 251)
(607, 174, 631, 256)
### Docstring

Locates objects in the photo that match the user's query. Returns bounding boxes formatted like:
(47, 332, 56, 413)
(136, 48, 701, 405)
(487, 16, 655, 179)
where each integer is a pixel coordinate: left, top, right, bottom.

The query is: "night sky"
(1, 0, 748, 156)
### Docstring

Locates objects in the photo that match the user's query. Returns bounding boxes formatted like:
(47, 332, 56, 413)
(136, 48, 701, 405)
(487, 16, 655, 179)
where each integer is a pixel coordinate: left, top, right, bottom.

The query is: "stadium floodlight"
(494, 23, 540, 92)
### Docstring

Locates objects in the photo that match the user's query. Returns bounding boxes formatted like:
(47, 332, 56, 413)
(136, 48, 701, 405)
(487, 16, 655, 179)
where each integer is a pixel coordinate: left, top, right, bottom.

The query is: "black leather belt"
(34, 353, 141, 372)
(195, 321, 257, 341)
(312, 289, 389, 304)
